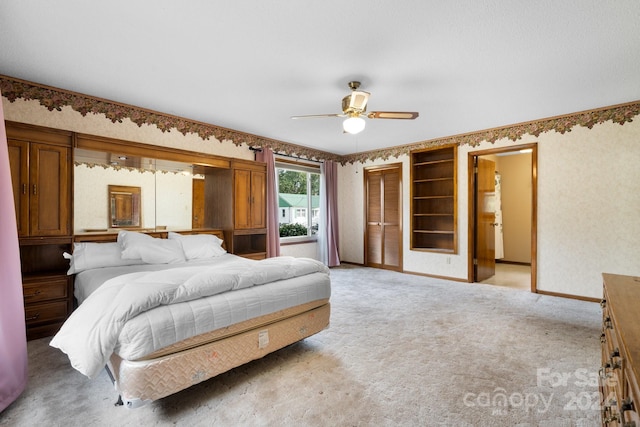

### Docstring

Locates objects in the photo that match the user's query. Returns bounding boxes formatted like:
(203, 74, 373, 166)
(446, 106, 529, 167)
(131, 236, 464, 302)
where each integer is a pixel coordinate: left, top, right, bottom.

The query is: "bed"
(50, 229, 331, 408)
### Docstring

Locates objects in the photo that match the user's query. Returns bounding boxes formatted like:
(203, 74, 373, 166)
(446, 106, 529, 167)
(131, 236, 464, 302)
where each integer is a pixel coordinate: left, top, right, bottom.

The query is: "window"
(276, 161, 320, 240)
(294, 208, 307, 220)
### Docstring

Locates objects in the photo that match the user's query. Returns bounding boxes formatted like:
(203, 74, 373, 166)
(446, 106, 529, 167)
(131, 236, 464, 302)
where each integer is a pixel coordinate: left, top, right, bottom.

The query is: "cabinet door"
(8, 139, 30, 236)
(29, 143, 70, 236)
(234, 169, 267, 230)
(250, 170, 266, 229)
(234, 169, 252, 229)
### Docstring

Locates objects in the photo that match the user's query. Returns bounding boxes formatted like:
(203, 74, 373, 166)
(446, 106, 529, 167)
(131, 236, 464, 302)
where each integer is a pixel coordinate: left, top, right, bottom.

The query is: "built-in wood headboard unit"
(74, 229, 226, 250)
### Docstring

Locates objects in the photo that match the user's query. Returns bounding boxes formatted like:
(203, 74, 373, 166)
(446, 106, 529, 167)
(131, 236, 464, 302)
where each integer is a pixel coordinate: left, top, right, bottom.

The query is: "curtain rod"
(249, 146, 323, 164)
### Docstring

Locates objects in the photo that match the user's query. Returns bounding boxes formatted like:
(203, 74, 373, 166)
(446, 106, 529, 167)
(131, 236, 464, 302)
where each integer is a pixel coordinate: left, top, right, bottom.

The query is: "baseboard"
(336, 261, 364, 267)
(536, 289, 600, 303)
(402, 269, 469, 283)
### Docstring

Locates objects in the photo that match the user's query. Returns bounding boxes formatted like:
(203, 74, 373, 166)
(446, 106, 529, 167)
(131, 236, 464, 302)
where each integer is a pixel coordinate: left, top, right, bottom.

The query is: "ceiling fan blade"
(367, 111, 419, 120)
(290, 113, 344, 119)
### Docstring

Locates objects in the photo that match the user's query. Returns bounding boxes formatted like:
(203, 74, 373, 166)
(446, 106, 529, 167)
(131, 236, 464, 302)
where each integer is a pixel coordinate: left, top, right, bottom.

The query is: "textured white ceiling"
(1, 1, 639, 155)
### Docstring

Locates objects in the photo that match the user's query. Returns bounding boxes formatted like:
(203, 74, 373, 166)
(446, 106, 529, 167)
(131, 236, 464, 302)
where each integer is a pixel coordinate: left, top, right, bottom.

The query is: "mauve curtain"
(319, 160, 340, 267)
(255, 148, 280, 257)
(0, 93, 28, 412)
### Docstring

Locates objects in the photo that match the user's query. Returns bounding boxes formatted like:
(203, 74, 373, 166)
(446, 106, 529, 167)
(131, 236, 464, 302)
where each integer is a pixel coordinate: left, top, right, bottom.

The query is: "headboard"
(74, 229, 227, 250)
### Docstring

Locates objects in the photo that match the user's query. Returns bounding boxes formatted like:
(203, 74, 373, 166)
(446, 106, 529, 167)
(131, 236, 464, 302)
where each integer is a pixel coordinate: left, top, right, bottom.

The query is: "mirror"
(109, 185, 141, 228)
(73, 148, 207, 233)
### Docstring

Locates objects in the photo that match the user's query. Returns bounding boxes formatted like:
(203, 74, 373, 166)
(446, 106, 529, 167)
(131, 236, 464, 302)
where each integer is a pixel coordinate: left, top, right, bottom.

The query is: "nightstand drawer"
(23, 276, 69, 303)
(25, 300, 69, 326)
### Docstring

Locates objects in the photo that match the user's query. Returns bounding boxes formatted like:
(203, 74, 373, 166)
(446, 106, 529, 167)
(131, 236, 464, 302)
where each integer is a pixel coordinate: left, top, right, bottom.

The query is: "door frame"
(467, 143, 538, 292)
(363, 162, 403, 271)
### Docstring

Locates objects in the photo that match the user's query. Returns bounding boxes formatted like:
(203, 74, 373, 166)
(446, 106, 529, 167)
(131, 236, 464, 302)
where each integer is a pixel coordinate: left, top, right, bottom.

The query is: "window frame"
(275, 158, 321, 244)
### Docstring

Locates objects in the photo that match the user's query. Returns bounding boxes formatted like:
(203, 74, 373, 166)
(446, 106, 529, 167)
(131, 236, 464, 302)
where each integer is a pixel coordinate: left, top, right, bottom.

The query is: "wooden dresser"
(601, 273, 640, 426)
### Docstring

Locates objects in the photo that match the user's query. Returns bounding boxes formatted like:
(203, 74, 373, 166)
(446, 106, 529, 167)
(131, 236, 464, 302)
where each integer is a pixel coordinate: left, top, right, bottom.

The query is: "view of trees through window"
(277, 167, 320, 238)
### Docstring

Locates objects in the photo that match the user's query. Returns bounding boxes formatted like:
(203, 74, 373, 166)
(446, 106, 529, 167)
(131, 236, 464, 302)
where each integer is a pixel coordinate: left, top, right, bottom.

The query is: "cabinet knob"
(24, 290, 42, 298)
(608, 358, 622, 370)
(25, 313, 40, 322)
(621, 397, 635, 412)
(604, 316, 613, 329)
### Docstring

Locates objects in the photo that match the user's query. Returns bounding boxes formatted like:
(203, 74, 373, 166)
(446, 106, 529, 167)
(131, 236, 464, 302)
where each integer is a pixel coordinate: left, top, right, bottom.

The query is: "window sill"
(280, 236, 318, 246)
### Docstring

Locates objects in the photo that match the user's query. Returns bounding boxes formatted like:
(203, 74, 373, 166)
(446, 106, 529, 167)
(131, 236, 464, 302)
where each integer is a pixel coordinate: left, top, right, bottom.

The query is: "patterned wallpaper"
(2, 74, 639, 164)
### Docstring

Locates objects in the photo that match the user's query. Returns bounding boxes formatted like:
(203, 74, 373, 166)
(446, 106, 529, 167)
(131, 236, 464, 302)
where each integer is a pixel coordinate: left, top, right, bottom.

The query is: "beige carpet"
(0, 265, 602, 427)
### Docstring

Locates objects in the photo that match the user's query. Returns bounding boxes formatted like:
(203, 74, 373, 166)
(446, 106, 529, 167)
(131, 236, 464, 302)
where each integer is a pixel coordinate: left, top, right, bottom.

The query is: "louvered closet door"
(365, 164, 402, 271)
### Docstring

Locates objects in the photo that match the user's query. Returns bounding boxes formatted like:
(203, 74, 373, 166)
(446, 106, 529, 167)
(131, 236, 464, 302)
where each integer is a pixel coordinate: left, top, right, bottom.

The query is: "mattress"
(73, 254, 331, 361)
(74, 255, 241, 304)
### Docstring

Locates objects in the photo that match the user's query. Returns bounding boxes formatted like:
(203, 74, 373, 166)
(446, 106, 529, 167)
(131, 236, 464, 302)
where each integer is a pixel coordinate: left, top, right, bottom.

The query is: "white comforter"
(50, 256, 329, 379)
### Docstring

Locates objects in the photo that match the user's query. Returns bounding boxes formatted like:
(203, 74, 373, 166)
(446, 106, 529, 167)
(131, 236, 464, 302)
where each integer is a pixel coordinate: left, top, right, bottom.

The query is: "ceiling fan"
(291, 81, 419, 134)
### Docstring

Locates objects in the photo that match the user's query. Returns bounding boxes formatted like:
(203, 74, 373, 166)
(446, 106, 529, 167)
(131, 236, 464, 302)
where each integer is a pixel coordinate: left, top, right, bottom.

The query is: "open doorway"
(468, 144, 537, 292)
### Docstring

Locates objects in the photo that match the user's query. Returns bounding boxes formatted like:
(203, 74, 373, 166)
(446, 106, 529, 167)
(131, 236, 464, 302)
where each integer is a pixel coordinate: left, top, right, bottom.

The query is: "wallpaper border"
(2, 74, 639, 165)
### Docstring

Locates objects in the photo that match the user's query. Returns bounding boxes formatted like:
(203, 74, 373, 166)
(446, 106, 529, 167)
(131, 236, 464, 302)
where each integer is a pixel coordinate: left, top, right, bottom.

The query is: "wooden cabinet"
(600, 273, 640, 426)
(410, 145, 457, 253)
(234, 166, 266, 230)
(6, 122, 74, 340)
(8, 137, 71, 237)
(204, 159, 267, 259)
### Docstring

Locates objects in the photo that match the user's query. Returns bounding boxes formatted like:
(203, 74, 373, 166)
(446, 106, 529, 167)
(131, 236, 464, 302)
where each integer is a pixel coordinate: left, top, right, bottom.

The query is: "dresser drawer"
(25, 300, 69, 326)
(621, 370, 640, 425)
(601, 274, 640, 427)
(23, 276, 69, 303)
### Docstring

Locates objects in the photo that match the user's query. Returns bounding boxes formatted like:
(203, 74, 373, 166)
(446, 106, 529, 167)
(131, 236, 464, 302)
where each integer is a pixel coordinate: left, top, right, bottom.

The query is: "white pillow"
(168, 232, 227, 259)
(118, 230, 186, 264)
(64, 242, 145, 274)
(129, 239, 186, 264)
(117, 230, 155, 260)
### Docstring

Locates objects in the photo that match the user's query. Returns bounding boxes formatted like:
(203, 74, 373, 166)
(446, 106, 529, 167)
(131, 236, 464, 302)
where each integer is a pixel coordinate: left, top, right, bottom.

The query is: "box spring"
(108, 301, 330, 408)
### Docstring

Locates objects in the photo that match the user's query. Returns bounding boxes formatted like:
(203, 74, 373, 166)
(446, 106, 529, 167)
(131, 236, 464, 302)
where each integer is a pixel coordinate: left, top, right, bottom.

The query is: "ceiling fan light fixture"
(343, 116, 366, 134)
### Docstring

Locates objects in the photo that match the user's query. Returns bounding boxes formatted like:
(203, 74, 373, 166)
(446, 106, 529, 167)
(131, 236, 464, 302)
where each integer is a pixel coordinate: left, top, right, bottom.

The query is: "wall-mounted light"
(343, 116, 366, 134)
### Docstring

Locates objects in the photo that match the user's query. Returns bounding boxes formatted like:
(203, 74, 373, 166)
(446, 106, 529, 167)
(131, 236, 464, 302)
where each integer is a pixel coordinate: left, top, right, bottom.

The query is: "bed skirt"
(107, 301, 330, 408)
